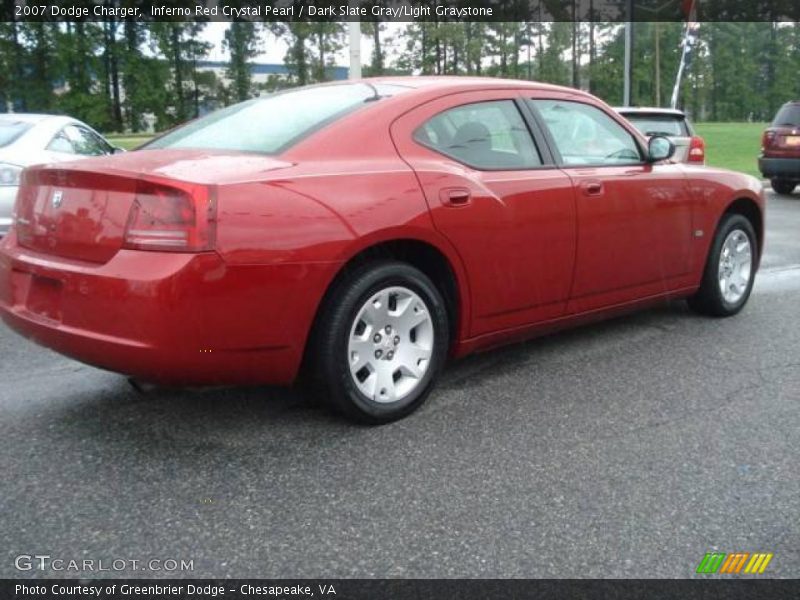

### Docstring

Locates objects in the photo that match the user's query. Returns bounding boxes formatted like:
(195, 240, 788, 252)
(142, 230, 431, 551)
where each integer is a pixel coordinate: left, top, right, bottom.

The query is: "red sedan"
(0, 78, 765, 423)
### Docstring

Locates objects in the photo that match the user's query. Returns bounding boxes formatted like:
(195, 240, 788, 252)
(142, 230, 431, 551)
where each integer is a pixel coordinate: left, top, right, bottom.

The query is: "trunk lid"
(15, 168, 139, 263)
(13, 149, 292, 264)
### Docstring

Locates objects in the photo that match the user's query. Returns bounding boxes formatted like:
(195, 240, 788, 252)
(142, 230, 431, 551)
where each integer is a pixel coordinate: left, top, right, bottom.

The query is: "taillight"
(123, 180, 216, 252)
(688, 136, 705, 163)
(761, 130, 775, 151)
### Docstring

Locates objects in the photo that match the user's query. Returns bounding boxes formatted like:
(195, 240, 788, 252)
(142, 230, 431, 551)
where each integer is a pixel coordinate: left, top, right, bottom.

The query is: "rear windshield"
(144, 83, 410, 155)
(621, 113, 689, 137)
(771, 104, 800, 127)
(0, 119, 33, 148)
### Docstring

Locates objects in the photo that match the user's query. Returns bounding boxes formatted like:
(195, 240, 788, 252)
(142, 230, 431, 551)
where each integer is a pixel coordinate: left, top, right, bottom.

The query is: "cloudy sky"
(202, 22, 404, 66)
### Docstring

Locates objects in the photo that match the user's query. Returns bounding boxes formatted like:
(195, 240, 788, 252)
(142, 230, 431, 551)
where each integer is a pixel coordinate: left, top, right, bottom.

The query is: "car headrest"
(451, 122, 491, 150)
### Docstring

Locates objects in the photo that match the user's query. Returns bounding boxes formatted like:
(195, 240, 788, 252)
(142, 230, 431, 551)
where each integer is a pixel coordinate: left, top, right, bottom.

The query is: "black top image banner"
(4, 0, 800, 23)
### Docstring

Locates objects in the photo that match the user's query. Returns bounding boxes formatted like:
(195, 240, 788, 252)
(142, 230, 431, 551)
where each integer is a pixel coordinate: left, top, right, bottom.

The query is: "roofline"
(359, 75, 596, 97)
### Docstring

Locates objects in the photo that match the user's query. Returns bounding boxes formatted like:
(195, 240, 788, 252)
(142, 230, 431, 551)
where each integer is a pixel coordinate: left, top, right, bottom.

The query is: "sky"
(202, 22, 405, 66)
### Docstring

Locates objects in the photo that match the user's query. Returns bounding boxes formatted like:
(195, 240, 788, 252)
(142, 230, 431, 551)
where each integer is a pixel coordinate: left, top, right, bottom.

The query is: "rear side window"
(771, 104, 800, 127)
(414, 100, 542, 170)
(145, 83, 409, 155)
(621, 113, 689, 137)
(0, 120, 33, 148)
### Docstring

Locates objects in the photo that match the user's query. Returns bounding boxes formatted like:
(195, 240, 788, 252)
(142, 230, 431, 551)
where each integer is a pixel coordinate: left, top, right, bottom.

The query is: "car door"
(391, 90, 577, 337)
(528, 95, 694, 313)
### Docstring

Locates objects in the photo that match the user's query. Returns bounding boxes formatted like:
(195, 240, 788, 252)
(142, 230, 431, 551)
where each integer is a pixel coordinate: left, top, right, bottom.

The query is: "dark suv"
(760, 101, 800, 194)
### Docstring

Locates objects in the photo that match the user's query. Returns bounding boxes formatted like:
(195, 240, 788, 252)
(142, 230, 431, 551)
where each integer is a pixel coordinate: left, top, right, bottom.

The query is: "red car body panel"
(0, 77, 765, 385)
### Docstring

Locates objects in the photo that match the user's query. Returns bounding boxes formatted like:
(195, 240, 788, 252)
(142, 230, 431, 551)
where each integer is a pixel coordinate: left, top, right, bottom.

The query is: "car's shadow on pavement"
(46, 300, 696, 453)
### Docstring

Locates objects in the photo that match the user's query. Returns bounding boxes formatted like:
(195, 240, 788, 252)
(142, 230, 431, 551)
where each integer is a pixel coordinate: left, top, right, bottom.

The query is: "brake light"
(688, 136, 705, 163)
(123, 180, 216, 252)
(761, 130, 775, 151)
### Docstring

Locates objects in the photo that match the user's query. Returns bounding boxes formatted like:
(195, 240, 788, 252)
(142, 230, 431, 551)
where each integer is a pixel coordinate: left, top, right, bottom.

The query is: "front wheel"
(687, 213, 757, 317)
(311, 261, 450, 424)
(771, 178, 796, 195)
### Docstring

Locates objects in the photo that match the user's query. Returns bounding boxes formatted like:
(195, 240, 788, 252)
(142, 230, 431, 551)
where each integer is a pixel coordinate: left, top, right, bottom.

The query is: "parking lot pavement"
(1, 191, 798, 579)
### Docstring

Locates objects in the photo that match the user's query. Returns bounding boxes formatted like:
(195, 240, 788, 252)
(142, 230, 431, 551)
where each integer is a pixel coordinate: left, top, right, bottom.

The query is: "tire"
(311, 260, 450, 424)
(687, 213, 757, 317)
(770, 178, 796, 195)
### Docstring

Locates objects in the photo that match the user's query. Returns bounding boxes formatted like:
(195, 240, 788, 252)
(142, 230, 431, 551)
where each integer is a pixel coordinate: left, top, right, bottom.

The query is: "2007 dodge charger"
(0, 78, 765, 423)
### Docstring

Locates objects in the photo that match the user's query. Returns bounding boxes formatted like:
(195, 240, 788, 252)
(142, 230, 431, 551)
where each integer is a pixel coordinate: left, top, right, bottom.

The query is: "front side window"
(414, 100, 542, 170)
(65, 125, 110, 156)
(532, 100, 642, 166)
(145, 83, 409, 155)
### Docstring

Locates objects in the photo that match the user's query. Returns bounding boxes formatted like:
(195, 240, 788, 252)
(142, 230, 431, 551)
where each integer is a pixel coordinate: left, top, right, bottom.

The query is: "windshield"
(0, 119, 33, 148)
(771, 104, 800, 128)
(621, 114, 688, 137)
(144, 83, 410, 154)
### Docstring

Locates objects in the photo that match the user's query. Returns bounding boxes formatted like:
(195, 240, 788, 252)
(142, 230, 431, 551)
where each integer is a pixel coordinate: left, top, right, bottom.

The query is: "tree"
(268, 23, 312, 86)
(151, 23, 211, 124)
(311, 23, 345, 82)
(0, 19, 27, 111)
(362, 20, 386, 76)
(538, 23, 571, 86)
(56, 22, 110, 129)
(223, 22, 261, 102)
(103, 19, 123, 131)
(19, 23, 59, 112)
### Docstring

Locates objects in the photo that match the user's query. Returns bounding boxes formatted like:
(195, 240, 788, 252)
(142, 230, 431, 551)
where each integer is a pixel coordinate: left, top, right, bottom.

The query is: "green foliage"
(1, 21, 799, 134)
(224, 23, 262, 102)
(264, 22, 344, 87)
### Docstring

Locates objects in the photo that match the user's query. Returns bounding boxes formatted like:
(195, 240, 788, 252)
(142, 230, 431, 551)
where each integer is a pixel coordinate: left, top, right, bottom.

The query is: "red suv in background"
(760, 101, 800, 194)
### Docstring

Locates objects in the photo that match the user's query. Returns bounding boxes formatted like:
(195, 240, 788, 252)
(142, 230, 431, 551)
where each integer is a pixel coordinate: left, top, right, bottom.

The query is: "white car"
(0, 114, 120, 237)
(613, 107, 706, 165)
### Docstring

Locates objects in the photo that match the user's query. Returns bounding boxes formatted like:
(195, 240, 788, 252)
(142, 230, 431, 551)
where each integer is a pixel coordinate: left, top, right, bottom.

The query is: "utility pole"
(623, 0, 634, 106)
(655, 22, 661, 106)
(348, 17, 361, 79)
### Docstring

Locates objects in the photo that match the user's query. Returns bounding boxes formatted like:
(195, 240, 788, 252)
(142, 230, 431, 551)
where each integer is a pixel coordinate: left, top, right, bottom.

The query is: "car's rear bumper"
(0, 231, 338, 385)
(758, 156, 800, 179)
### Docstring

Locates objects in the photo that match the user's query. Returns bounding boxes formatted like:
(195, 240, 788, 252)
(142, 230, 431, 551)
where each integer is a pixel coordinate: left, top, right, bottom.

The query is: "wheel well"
(724, 198, 763, 256)
(304, 240, 461, 364)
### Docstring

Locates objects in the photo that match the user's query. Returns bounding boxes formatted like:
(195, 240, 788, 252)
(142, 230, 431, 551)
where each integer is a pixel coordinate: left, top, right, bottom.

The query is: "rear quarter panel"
(212, 113, 473, 351)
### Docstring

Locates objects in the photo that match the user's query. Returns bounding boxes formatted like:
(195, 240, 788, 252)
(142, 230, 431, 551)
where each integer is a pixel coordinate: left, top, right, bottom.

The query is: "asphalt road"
(1, 191, 798, 579)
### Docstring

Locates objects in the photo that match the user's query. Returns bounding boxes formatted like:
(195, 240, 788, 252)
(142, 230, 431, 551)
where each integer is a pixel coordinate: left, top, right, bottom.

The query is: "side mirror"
(111, 146, 126, 155)
(647, 135, 675, 162)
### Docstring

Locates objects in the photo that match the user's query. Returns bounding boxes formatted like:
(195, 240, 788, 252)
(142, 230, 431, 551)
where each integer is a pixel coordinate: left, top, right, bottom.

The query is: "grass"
(103, 122, 768, 177)
(105, 133, 153, 151)
(693, 122, 766, 178)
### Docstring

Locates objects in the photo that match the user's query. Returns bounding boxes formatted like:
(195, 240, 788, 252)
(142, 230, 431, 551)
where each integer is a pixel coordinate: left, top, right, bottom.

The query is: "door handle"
(581, 182, 603, 196)
(440, 187, 472, 206)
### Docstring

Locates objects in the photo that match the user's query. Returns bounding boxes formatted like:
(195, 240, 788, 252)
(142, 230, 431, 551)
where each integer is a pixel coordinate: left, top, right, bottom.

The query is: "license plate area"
(26, 274, 63, 323)
(784, 135, 800, 146)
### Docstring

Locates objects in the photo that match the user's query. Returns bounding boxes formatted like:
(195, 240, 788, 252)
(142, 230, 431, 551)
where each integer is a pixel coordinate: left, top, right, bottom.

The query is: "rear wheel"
(770, 178, 796, 195)
(312, 261, 449, 424)
(687, 213, 757, 317)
